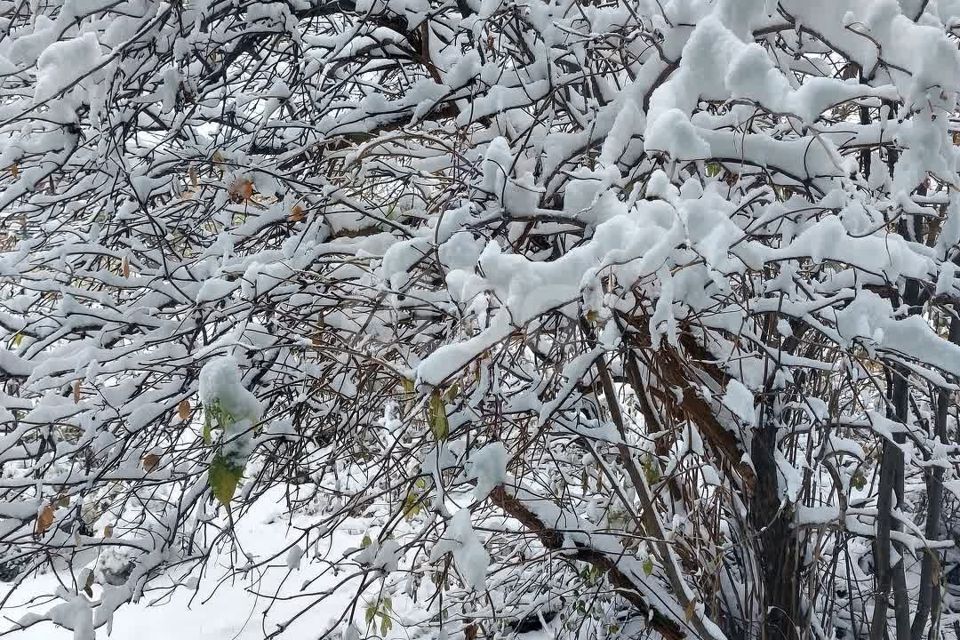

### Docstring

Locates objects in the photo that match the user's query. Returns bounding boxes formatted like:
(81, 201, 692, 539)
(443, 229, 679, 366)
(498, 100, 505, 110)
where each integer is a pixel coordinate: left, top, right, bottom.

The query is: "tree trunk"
(910, 314, 959, 639)
(751, 405, 801, 640)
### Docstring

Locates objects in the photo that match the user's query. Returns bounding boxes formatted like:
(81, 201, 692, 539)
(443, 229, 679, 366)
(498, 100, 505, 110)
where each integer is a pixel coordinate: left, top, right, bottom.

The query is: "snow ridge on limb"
(489, 482, 688, 640)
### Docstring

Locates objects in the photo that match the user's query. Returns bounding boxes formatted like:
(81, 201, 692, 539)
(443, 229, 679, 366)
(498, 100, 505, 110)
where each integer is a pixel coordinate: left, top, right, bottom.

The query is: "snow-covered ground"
(2, 487, 555, 640)
(2, 489, 364, 640)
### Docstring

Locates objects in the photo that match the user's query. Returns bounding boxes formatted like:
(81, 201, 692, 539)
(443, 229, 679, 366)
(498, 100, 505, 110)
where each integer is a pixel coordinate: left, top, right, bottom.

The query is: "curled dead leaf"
(83, 570, 95, 597)
(35, 504, 55, 536)
(103, 524, 113, 538)
(121, 255, 130, 278)
(228, 178, 254, 203)
(8, 163, 19, 179)
(73, 379, 82, 403)
(142, 453, 161, 472)
(289, 204, 306, 222)
(177, 398, 191, 421)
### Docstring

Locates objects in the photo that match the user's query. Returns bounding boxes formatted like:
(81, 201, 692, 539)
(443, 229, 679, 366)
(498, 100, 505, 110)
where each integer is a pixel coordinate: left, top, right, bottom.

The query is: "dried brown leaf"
(177, 398, 191, 421)
(35, 504, 55, 536)
(142, 453, 161, 472)
(229, 178, 254, 203)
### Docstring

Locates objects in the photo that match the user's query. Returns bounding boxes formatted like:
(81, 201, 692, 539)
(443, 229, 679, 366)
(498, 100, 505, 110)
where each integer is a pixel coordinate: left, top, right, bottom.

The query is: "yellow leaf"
(208, 453, 243, 508)
(35, 504, 55, 536)
(177, 398, 191, 421)
(428, 389, 449, 441)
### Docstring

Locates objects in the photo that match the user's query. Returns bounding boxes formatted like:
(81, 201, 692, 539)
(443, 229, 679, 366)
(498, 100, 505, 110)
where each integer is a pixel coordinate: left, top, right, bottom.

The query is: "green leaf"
(380, 613, 392, 636)
(203, 400, 237, 445)
(428, 389, 449, 441)
(361, 534, 373, 549)
(442, 383, 460, 402)
(403, 491, 421, 520)
(365, 603, 377, 628)
(208, 453, 243, 507)
(851, 470, 866, 491)
(642, 557, 654, 576)
(705, 162, 721, 177)
(203, 412, 212, 444)
(642, 454, 660, 485)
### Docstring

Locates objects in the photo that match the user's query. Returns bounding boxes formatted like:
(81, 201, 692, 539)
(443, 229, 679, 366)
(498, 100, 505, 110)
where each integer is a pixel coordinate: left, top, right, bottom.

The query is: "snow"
(7, 1, 960, 639)
(195, 277, 238, 303)
(466, 442, 507, 499)
(198, 356, 262, 461)
(286, 544, 304, 570)
(3, 490, 367, 640)
(34, 33, 103, 103)
(0, 348, 32, 376)
(355, 537, 401, 571)
(429, 509, 489, 591)
(721, 380, 755, 426)
(645, 108, 711, 159)
(198, 356, 262, 423)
